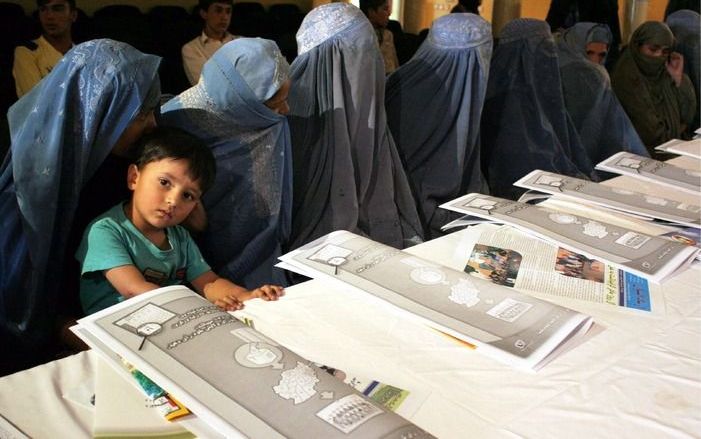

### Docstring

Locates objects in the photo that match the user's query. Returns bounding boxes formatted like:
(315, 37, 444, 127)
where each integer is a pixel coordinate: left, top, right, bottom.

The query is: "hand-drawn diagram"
(231, 328, 284, 369)
(274, 362, 320, 404)
(582, 221, 608, 239)
(448, 278, 481, 307)
(316, 394, 383, 434)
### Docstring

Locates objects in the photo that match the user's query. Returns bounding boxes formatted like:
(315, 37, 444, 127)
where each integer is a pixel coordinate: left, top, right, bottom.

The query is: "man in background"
(182, 0, 237, 85)
(13, 0, 76, 98)
(360, 0, 399, 74)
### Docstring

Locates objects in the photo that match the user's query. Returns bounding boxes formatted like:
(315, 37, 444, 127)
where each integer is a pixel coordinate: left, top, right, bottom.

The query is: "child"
(76, 127, 284, 315)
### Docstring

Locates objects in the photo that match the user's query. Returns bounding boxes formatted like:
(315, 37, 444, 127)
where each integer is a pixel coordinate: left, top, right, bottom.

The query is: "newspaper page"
(595, 152, 701, 194)
(655, 138, 701, 159)
(279, 231, 593, 372)
(463, 224, 653, 311)
(72, 286, 433, 439)
(440, 194, 699, 283)
(514, 170, 701, 228)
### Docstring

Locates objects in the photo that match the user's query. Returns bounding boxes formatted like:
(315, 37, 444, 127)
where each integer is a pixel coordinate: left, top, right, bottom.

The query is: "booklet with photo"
(514, 170, 701, 228)
(72, 287, 433, 439)
(278, 231, 594, 372)
(440, 194, 699, 283)
(461, 224, 656, 312)
(655, 138, 701, 159)
(595, 152, 701, 194)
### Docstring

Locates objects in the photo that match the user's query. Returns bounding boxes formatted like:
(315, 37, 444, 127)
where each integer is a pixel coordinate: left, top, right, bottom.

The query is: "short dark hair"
(199, 0, 233, 11)
(37, 0, 76, 9)
(359, 0, 387, 15)
(134, 127, 216, 194)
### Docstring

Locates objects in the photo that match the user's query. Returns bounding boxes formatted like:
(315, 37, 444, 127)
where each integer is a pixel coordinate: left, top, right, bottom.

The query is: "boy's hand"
(252, 284, 285, 301)
(213, 294, 245, 312)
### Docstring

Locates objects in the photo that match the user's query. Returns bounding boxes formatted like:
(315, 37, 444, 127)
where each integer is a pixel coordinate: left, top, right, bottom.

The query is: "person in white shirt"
(12, 0, 76, 97)
(182, 0, 237, 85)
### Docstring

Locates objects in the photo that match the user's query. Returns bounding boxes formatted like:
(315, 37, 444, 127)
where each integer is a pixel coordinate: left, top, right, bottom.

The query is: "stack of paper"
(72, 287, 432, 439)
(440, 194, 699, 283)
(278, 231, 593, 371)
(595, 152, 701, 194)
(514, 170, 701, 228)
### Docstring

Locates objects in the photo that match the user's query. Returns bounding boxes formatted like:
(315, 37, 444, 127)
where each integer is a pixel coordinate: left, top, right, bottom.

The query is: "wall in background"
(7, 0, 313, 15)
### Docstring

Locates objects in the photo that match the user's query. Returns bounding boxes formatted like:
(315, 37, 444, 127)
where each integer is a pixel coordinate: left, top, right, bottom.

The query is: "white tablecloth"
(0, 157, 699, 438)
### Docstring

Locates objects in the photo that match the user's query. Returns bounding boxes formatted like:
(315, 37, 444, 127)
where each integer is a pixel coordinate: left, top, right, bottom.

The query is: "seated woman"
(0, 39, 161, 366)
(611, 21, 697, 156)
(666, 10, 700, 131)
(555, 22, 648, 166)
(160, 38, 292, 288)
(480, 18, 595, 199)
(386, 13, 492, 238)
(286, 3, 422, 250)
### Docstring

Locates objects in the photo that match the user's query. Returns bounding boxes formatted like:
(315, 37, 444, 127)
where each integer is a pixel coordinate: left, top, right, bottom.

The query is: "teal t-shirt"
(77, 203, 211, 315)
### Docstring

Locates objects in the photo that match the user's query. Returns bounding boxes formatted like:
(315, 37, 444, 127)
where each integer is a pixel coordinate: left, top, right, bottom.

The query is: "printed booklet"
(514, 170, 701, 228)
(655, 138, 701, 159)
(440, 194, 699, 283)
(278, 231, 594, 372)
(595, 152, 701, 194)
(72, 286, 433, 439)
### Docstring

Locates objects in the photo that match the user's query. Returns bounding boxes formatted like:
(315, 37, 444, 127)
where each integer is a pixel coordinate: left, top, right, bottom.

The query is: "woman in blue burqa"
(555, 22, 648, 166)
(160, 38, 292, 288)
(286, 3, 423, 250)
(386, 13, 492, 239)
(480, 18, 595, 200)
(666, 9, 700, 130)
(0, 40, 160, 369)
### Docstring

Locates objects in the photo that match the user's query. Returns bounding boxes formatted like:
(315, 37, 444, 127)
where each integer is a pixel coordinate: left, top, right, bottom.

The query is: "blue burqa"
(555, 22, 648, 166)
(287, 3, 423, 250)
(480, 18, 595, 199)
(161, 38, 292, 288)
(386, 13, 492, 238)
(0, 40, 160, 355)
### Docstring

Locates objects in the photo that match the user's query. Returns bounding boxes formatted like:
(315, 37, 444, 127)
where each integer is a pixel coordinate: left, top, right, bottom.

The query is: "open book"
(72, 287, 433, 439)
(278, 231, 593, 372)
(440, 194, 699, 283)
(595, 152, 701, 194)
(514, 170, 701, 228)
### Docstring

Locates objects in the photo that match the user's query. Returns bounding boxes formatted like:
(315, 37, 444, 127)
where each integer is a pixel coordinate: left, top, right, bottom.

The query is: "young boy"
(77, 127, 283, 315)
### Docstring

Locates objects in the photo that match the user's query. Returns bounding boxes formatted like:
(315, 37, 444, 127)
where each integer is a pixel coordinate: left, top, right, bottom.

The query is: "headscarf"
(160, 38, 292, 288)
(545, 0, 622, 65)
(286, 3, 423, 250)
(0, 39, 160, 354)
(666, 10, 700, 129)
(386, 13, 492, 238)
(480, 18, 594, 199)
(611, 21, 697, 152)
(555, 22, 648, 166)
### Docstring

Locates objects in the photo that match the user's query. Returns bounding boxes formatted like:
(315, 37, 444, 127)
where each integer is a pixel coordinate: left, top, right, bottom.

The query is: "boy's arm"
(191, 271, 285, 311)
(104, 265, 161, 299)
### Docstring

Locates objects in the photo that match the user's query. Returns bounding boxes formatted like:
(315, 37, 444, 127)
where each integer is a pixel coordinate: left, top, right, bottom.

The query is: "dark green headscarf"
(611, 21, 696, 153)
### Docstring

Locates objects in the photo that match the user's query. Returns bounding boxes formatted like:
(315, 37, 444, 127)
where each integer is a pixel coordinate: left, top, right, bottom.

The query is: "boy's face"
(127, 159, 203, 234)
(39, 0, 76, 39)
(201, 2, 232, 38)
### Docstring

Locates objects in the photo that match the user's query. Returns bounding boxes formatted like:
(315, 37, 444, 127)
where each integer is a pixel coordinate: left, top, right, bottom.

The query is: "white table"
(1, 158, 699, 438)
